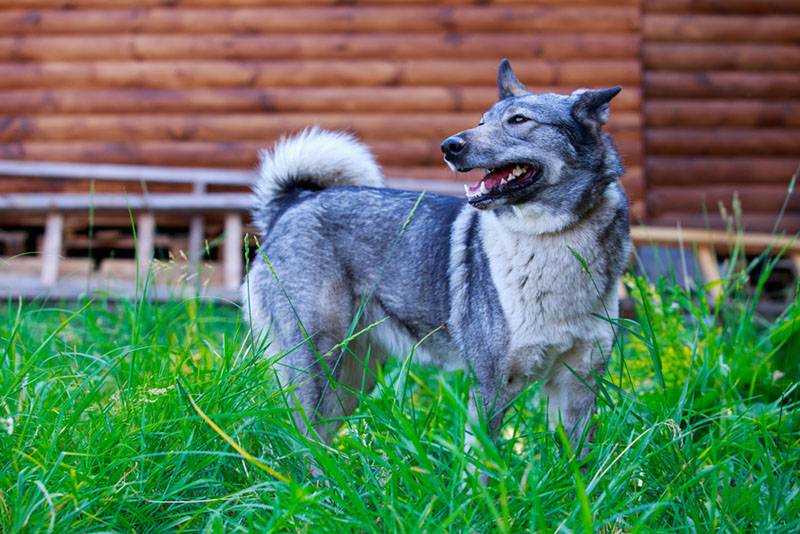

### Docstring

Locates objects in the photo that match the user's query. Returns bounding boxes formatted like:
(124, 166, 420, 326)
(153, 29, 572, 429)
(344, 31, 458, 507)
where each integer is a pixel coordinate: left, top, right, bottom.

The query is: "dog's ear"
(571, 86, 622, 130)
(497, 59, 529, 100)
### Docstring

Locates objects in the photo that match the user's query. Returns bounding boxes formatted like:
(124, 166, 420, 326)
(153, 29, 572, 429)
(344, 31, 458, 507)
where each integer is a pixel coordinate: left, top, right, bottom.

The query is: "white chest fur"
(480, 192, 622, 379)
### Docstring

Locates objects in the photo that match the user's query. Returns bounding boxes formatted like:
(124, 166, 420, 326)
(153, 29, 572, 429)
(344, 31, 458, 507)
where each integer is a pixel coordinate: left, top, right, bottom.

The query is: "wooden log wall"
(643, 0, 800, 232)
(0, 0, 646, 220)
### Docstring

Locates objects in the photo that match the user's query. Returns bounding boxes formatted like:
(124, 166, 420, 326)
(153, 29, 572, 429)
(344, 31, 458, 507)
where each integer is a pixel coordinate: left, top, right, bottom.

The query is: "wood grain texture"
(0, 33, 640, 61)
(0, 87, 642, 114)
(0, 113, 643, 142)
(646, 157, 799, 186)
(0, 6, 639, 35)
(0, 59, 641, 89)
(0, 1, 646, 222)
(643, 15, 800, 42)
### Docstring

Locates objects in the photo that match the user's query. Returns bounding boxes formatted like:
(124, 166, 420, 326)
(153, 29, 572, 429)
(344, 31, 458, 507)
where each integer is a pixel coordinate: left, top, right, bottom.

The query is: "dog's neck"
(486, 179, 623, 237)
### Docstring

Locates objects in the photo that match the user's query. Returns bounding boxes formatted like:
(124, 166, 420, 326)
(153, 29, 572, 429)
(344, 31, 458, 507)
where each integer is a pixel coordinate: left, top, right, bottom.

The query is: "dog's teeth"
(512, 166, 524, 177)
(507, 173, 514, 181)
(500, 177, 507, 185)
(479, 182, 488, 195)
(463, 184, 470, 195)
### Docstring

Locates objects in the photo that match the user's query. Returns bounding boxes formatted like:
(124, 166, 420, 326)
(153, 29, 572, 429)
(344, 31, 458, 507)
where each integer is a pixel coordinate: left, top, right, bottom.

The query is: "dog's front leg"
(463, 360, 519, 484)
(541, 341, 609, 455)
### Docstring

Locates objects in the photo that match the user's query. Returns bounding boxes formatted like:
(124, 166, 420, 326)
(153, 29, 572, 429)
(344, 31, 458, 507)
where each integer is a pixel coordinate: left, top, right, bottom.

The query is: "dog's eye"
(508, 115, 529, 124)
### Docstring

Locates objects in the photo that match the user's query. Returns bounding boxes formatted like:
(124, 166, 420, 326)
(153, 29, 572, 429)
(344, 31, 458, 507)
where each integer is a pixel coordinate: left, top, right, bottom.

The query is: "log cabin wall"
(0, 0, 646, 219)
(643, 0, 800, 232)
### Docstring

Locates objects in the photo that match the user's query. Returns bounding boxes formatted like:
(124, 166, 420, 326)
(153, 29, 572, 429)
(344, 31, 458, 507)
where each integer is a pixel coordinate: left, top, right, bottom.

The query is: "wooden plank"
(4, 0, 642, 8)
(643, 43, 800, 71)
(136, 212, 155, 276)
(646, 128, 800, 156)
(645, 101, 800, 128)
(650, 213, 800, 234)
(0, 33, 641, 61)
(643, 0, 800, 14)
(643, 15, 800, 43)
(0, 86, 643, 114)
(0, 276, 237, 302)
(647, 157, 800, 186)
(223, 213, 243, 291)
(644, 72, 800, 99)
(1, 256, 92, 277)
(0, 7, 640, 35)
(647, 185, 799, 216)
(40, 211, 63, 286)
(0, 192, 253, 212)
(0, 137, 645, 168)
(0, 59, 642, 89)
(0, 159, 254, 185)
(696, 245, 722, 301)
(0, 112, 642, 142)
(630, 226, 800, 253)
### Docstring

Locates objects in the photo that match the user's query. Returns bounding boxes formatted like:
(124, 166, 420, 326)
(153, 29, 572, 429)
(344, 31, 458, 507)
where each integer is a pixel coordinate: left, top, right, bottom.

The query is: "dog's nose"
(441, 136, 466, 156)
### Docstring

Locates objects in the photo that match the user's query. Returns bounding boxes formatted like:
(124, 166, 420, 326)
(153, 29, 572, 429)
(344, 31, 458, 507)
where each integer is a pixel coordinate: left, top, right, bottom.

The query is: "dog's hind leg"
(275, 320, 379, 443)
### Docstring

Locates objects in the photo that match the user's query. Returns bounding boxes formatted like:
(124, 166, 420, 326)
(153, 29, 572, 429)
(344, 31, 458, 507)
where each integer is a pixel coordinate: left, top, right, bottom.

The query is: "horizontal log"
(0, 112, 643, 142)
(647, 157, 800, 185)
(0, 156, 646, 204)
(644, 43, 800, 71)
(0, 87, 643, 114)
(0, 137, 644, 167)
(0, 159, 645, 197)
(647, 185, 799, 216)
(0, 33, 641, 61)
(645, 100, 800, 128)
(647, 128, 800, 156)
(649, 213, 800, 234)
(0, 192, 252, 212)
(644, 15, 800, 42)
(0, 7, 639, 35)
(630, 225, 800, 253)
(645, 72, 800, 98)
(0, 59, 642, 88)
(642, 0, 800, 14)
(5, 0, 641, 7)
(0, 158, 253, 184)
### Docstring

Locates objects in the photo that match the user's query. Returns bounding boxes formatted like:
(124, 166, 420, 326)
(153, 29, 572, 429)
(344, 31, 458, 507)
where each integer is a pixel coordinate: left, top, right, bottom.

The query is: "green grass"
(1, 256, 799, 532)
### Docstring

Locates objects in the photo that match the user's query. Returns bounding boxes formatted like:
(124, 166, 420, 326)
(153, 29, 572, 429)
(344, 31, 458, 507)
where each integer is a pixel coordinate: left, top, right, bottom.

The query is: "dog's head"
(442, 59, 623, 215)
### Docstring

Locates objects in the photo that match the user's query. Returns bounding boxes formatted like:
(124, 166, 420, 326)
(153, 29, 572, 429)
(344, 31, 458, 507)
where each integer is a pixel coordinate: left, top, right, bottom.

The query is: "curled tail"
(252, 127, 383, 232)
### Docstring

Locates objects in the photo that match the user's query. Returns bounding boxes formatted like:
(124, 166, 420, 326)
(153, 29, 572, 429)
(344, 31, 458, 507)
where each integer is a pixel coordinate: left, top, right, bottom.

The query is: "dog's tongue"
(467, 165, 516, 195)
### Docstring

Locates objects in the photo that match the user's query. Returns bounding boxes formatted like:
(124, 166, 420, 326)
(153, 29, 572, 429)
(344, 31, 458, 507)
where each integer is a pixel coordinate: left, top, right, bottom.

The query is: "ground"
(1, 262, 799, 532)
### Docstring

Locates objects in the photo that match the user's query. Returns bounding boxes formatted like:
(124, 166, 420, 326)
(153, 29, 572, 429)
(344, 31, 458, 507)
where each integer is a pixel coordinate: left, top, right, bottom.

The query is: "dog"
(243, 59, 631, 469)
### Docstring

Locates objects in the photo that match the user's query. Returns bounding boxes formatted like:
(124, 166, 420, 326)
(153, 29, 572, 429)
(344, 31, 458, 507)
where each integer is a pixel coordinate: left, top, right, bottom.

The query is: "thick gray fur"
(243, 60, 631, 465)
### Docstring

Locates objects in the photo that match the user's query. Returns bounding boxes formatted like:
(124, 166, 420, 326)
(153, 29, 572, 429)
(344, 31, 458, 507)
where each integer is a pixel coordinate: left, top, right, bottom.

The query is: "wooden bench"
(0, 160, 797, 302)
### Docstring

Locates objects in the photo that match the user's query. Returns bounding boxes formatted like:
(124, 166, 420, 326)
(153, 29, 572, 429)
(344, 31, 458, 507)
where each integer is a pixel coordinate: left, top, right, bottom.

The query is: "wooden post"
(136, 212, 155, 278)
(791, 252, 800, 277)
(617, 279, 629, 300)
(41, 212, 64, 286)
(696, 245, 722, 302)
(224, 213, 243, 291)
(188, 182, 206, 271)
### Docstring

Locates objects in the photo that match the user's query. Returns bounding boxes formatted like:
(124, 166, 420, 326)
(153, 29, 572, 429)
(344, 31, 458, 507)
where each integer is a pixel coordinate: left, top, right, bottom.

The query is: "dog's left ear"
(571, 86, 622, 130)
(497, 59, 529, 100)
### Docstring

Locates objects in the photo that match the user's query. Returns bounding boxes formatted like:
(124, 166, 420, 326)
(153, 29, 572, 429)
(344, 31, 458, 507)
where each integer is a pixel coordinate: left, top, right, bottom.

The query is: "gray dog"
(243, 59, 630, 466)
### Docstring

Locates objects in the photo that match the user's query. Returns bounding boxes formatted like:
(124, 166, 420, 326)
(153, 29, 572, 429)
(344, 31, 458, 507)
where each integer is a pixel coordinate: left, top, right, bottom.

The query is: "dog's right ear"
(497, 59, 529, 100)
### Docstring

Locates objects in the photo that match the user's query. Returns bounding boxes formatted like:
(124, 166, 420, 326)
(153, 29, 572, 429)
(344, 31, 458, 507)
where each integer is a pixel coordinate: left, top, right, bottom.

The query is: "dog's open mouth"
(463, 163, 541, 203)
